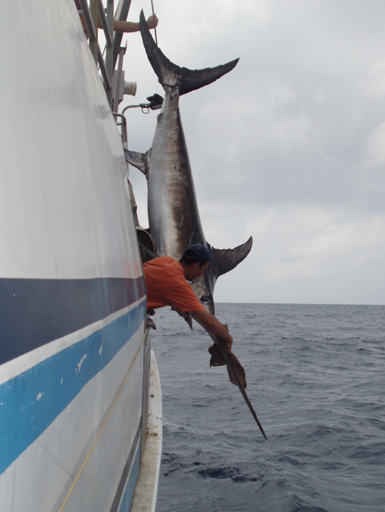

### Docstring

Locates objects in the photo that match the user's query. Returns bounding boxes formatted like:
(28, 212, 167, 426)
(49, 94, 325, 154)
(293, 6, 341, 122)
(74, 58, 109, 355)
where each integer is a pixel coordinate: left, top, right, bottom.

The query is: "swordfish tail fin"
(139, 10, 239, 95)
(209, 237, 253, 277)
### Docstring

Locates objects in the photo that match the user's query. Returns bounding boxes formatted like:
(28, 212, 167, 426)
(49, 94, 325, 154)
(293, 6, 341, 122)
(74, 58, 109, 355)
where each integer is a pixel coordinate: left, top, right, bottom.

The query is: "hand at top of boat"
(111, 14, 158, 33)
(146, 14, 159, 29)
(75, 1, 159, 35)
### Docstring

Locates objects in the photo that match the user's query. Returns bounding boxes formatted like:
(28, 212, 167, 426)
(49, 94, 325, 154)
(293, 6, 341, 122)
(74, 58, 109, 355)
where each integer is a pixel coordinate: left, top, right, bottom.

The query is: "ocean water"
(152, 303, 385, 512)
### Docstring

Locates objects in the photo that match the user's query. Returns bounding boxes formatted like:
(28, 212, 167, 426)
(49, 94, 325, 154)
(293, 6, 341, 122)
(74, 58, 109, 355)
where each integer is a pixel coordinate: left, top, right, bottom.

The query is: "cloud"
(121, 0, 385, 304)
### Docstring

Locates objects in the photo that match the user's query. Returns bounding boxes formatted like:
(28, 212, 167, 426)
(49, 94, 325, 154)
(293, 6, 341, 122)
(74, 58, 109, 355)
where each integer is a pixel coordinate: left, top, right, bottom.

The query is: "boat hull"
(0, 1, 153, 511)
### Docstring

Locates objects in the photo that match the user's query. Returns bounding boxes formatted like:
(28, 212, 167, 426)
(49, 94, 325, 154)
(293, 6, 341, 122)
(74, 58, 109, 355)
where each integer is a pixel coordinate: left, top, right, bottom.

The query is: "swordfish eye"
(200, 296, 211, 304)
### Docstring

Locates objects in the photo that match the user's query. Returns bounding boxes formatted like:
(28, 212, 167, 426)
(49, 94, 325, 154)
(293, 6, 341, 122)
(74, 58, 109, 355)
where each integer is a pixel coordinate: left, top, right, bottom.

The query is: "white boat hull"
(0, 1, 157, 511)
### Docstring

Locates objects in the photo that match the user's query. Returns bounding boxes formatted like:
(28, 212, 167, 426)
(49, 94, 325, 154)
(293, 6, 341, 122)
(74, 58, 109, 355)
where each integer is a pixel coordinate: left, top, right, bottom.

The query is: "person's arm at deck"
(193, 309, 233, 351)
(111, 14, 158, 33)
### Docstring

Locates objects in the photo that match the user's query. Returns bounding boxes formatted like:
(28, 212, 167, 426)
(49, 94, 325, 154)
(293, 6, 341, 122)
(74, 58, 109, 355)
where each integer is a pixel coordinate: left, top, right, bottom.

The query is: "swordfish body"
(125, 11, 253, 315)
(142, 85, 203, 260)
(126, 14, 267, 438)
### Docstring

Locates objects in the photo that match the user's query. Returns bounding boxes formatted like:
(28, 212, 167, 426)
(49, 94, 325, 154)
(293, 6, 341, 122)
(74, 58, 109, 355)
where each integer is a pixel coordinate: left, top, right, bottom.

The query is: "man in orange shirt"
(143, 245, 233, 351)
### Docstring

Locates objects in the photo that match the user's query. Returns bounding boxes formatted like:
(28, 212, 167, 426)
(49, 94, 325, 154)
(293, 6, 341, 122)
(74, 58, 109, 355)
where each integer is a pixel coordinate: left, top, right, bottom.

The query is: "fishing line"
(170, 326, 385, 494)
(250, 388, 385, 491)
(172, 328, 279, 512)
(184, 365, 225, 512)
(171, 329, 225, 511)
(173, 331, 278, 512)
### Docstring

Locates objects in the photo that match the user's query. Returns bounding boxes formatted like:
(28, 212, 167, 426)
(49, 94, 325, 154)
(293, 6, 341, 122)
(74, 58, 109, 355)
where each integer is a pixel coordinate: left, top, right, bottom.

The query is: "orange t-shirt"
(143, 256, 205, 312)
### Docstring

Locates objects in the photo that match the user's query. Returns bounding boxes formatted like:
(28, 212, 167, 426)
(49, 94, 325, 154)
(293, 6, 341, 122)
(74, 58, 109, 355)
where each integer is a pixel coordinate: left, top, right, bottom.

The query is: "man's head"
(179, 244, 211, 281)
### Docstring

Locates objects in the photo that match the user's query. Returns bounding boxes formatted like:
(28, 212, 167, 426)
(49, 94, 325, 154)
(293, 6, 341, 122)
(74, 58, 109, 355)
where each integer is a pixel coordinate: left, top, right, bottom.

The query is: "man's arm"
(112, 14, 158, 33)
(193, 309, 233, 351)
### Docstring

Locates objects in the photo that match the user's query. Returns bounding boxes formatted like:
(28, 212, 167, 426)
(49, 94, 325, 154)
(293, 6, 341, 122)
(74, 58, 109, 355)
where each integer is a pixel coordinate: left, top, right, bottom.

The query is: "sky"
(116, 0, 385, 305)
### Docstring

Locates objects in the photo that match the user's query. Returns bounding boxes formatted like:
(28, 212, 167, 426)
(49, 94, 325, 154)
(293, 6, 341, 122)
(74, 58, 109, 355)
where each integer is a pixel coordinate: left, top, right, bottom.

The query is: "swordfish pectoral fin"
(209, 236, 253, 277)
(139, 10, 239, 96)
(171, 306, 193, 330)
(124, 149, 149, 178)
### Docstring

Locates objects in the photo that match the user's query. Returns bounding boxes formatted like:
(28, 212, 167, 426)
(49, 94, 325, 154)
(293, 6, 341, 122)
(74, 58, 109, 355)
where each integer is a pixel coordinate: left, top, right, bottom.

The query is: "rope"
(150, 0, 158, 46)
(184, 372, 224, 512)
(57, 329, 148, 512)
(168, 330, 224, 510)
(172, 330, 278, 511)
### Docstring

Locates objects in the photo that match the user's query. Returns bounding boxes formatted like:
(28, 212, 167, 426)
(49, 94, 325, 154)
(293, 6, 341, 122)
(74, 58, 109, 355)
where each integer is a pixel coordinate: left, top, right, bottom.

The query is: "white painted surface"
(0, 1, 149, 511)
(0, 0, 141, 280)
(130, 351, 163, 512)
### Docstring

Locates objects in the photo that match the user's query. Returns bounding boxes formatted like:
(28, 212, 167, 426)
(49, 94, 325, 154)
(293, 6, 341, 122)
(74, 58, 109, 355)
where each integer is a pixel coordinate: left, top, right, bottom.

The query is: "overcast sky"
(118, 0, 385, 305)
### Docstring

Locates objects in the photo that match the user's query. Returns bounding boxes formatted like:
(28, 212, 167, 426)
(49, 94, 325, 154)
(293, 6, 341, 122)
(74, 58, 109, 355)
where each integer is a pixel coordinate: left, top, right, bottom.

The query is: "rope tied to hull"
(150, 0, 158, 46)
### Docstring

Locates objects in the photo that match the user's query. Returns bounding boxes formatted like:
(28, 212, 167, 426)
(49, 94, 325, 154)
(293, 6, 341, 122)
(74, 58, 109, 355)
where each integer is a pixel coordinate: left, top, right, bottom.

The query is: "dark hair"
(180, 250, 207, 267)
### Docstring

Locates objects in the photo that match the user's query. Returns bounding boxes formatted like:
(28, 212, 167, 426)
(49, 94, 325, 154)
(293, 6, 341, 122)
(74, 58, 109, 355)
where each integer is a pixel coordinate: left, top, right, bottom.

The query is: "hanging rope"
(150, 0, 158, 46)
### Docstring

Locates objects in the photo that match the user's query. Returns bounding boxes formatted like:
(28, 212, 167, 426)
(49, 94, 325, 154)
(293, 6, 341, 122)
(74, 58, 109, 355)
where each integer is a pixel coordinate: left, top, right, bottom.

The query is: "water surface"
(153, 303, 385, 511)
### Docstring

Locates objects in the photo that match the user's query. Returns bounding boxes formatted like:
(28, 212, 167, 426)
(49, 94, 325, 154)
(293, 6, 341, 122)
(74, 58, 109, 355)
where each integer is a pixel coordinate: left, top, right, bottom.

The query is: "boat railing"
(77, 0, 112, 96)
(77, 0, 133, 110)
(113, 94, 163, 146)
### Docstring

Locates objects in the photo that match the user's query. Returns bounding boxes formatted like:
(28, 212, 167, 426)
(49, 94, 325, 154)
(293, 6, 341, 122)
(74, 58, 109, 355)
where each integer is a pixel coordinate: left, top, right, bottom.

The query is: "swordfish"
(125, 10, 253, 316)
(126, 13, 267, 439)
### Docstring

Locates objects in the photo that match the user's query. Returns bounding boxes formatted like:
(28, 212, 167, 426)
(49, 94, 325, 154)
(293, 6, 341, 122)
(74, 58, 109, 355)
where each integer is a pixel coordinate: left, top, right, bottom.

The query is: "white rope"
(172, 330, 282, 511)
(184, 367, 225, 512)
(166, 330, 225, 510)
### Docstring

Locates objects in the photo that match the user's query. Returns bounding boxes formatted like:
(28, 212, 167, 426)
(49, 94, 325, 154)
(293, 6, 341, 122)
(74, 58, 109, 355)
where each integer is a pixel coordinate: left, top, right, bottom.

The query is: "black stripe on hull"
(0, 277, 146, 365)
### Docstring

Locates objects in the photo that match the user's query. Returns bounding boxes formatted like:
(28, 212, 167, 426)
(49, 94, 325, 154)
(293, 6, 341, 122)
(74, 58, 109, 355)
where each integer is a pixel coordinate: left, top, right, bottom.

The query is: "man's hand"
(112, 14, 158, 34)
(147, 14, 159, 29)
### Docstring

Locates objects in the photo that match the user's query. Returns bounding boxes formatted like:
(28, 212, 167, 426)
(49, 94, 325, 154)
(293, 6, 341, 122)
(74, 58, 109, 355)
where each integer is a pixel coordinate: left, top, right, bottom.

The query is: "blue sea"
(152, 303, 385, 512)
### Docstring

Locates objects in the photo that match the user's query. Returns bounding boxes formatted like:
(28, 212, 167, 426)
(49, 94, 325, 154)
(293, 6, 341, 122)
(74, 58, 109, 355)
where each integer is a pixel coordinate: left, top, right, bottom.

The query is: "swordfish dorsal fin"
(124, 149, 149, 178)
(209, 237, 253, 277)
(139, 10, 239, 96)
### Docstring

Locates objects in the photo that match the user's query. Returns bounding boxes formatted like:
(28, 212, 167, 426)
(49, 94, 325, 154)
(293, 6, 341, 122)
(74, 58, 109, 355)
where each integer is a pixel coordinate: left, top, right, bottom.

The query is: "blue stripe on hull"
(0, 277, 145, 365)
(0, 300, 146, 474)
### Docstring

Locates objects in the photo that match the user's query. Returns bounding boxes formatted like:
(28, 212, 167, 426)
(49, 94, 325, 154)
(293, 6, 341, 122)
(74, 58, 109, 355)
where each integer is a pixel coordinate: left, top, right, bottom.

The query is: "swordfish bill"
(192, 312, 268, 441)
(219, 349, 268, 441)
